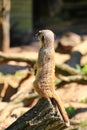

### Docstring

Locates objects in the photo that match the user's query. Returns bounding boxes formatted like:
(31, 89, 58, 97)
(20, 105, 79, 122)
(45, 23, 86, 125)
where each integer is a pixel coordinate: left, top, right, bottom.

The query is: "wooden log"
(5, 98, 69, 130)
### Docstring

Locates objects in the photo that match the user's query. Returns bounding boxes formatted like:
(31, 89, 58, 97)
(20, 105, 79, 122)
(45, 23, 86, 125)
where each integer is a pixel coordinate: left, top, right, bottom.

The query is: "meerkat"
(33, 29, 70, 126)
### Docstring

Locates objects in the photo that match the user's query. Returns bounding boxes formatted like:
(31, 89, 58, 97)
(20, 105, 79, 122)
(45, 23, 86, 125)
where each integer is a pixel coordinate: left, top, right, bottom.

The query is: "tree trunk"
(5, 98, 69, 130)
(0, 0, 10, 52)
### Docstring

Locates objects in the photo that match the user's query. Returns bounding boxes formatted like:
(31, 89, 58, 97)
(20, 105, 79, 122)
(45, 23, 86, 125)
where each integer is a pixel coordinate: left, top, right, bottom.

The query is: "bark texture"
(5, 98, 68, 130)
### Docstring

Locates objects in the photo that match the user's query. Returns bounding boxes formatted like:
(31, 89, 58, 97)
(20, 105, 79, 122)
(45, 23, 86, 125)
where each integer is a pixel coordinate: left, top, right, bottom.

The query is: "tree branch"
(0, 52, 36, 66)
(55, 64, 81, 75)
(58, 74, 87, 82)
(0, 51, 81, 76)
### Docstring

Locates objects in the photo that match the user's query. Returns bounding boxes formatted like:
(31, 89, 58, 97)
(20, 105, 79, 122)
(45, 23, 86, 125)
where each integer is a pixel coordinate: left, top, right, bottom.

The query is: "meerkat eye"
(41, 35, 44, 42)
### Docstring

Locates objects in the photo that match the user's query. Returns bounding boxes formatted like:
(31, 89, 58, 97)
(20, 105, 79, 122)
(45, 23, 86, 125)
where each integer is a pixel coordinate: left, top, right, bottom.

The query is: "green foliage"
(11, 0, 32, 31)
(76, 64, 87, 75)
(55, 79, 61, 85)
(15, 71, 26, 77)
(81, 64, 87, 75)
(0, 72, 3, 76)
(0, 70, 27, 77)
(76, 65, 81, 71)
(80, 97, 87, 104)
(66, 107, 76, 116)
(80, 120, 87, 128)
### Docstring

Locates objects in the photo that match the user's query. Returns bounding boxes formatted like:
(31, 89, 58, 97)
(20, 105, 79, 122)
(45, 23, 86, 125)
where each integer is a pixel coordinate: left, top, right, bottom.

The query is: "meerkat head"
(35, 29, 54, 47)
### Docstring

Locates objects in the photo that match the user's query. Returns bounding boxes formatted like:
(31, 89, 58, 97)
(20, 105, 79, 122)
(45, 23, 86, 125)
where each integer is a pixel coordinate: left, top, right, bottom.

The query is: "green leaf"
(65, 107, 76, 116)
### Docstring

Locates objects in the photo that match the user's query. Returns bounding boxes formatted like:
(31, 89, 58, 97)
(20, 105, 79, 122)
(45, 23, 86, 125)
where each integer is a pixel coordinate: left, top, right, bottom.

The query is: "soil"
(0, 42, 87, 129)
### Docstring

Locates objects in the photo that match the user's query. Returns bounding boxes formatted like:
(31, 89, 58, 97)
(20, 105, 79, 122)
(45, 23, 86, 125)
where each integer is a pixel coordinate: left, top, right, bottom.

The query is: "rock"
(56, 32, 81, 54)
(65, 51, 82, 68)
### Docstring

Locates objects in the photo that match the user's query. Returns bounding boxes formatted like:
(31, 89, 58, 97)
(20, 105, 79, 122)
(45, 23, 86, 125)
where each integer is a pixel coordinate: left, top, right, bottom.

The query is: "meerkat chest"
(38, 48, 54, 67)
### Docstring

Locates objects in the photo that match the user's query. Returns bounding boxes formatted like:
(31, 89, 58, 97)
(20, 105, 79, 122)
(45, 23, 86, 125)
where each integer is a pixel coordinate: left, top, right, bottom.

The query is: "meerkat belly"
(34, 64, 55, 97)
(33, 49, 55, 97)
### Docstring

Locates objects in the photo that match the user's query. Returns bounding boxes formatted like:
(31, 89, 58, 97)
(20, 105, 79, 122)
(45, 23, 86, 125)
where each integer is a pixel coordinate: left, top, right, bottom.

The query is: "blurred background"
(0, 1, 87, 130)
(0, 0, 87, 49)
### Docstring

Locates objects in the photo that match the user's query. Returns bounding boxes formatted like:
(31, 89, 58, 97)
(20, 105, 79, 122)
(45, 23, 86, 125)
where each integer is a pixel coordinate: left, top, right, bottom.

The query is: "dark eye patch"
(41, 35, 44, 42)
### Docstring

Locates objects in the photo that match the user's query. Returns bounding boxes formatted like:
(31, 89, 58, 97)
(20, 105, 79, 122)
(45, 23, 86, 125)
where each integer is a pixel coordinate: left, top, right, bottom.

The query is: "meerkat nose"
(35, 32, 40, 38)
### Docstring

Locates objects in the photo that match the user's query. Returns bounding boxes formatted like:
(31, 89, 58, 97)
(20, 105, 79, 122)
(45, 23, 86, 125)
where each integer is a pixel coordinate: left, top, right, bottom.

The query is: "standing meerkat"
(33, 29, 70, 126)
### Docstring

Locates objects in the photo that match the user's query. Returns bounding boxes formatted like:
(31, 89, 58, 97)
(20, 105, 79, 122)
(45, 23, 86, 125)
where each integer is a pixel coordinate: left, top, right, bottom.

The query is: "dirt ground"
(0, 43, 87, 130)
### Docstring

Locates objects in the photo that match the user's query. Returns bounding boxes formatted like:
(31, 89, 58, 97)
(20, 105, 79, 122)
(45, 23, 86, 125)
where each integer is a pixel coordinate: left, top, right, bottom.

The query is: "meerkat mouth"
(35, 31, 41, 39)
(35, 33, 39, 38)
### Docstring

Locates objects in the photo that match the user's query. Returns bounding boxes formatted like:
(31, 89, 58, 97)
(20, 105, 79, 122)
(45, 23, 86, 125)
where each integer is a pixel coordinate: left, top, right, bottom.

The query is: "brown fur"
(33, 30, 70, 126)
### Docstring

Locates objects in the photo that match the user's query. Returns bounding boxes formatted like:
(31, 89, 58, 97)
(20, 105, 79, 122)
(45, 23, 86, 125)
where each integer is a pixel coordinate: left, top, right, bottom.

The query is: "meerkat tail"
(52, 92, 70, 127)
